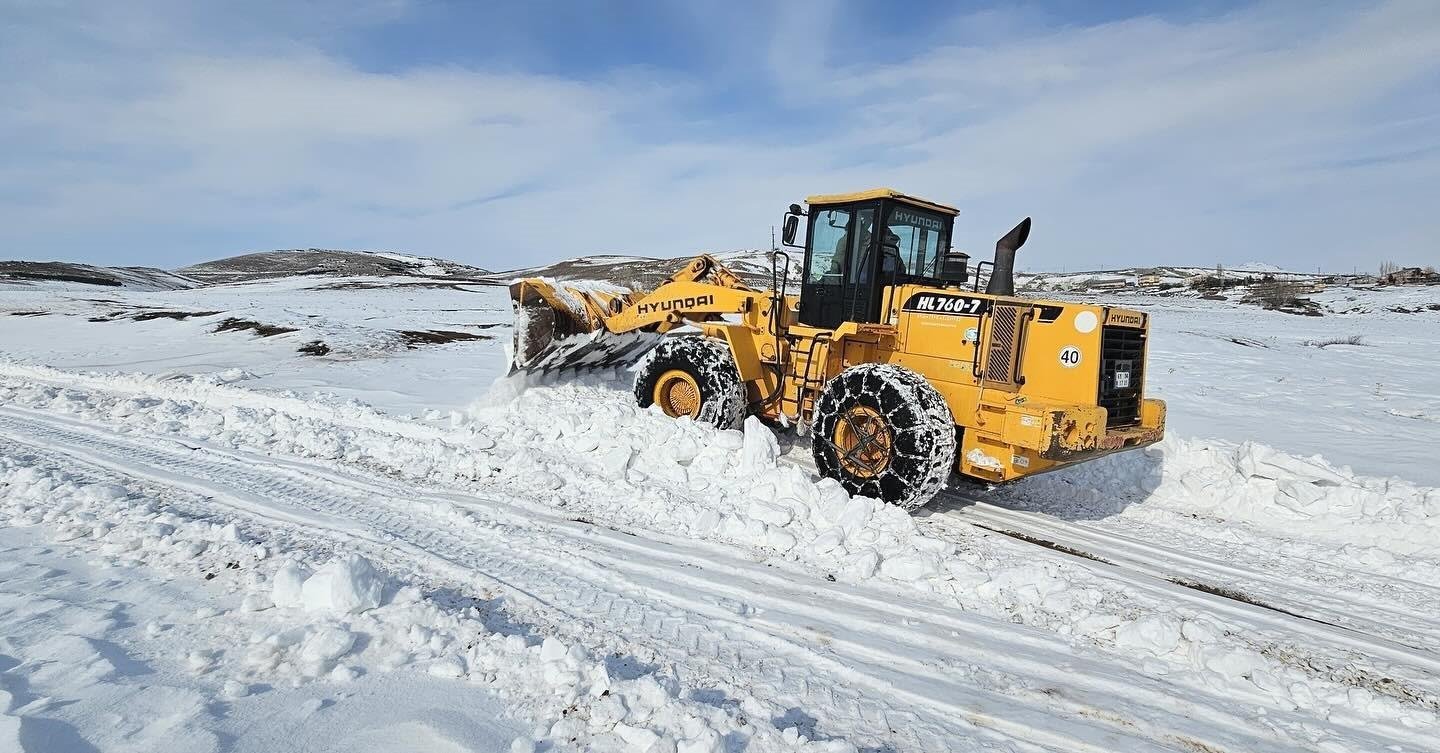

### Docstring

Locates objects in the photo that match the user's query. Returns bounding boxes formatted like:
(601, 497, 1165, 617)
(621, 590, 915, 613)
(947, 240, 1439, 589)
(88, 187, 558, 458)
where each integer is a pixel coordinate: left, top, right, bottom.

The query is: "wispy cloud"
(1, 0, 1437, 271)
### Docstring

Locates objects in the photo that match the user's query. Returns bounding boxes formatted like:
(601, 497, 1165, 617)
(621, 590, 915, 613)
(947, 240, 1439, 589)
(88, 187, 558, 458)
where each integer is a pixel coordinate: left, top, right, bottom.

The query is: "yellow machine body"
(509, 189, 1165, 485)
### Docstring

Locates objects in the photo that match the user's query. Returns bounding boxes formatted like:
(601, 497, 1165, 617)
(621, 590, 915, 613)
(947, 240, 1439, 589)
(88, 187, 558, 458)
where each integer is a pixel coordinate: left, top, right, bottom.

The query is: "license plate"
(1114, 370, 1131, 389)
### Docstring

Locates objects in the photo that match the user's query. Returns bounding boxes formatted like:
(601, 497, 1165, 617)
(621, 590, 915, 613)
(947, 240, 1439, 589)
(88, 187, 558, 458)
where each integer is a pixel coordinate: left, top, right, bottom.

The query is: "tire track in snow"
(913, 508, 1440, 725)
(0, 407, 1384, 753)
(773, 450, 1440, 694)
(926, 494, 1440, 654)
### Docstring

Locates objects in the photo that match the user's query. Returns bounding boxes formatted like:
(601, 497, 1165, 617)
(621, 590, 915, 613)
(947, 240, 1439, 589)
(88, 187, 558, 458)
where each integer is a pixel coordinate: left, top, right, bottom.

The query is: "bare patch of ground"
(131, 310, 222, 322)
(84, 308, 223, 323)
(214, 318, 299, 337)
(396, 329, 493, 347)
(0, 260, 195, 289)
(313, 279, 497, 291)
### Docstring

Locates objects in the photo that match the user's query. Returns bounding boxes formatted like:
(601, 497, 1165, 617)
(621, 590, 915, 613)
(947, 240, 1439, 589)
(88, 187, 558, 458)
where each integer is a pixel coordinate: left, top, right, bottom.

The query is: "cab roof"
(805, 188, 959, 217)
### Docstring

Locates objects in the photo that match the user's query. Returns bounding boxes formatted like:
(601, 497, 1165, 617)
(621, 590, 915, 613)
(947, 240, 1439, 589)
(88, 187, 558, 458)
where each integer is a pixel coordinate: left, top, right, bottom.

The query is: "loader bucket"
(508, 279, 665, 373)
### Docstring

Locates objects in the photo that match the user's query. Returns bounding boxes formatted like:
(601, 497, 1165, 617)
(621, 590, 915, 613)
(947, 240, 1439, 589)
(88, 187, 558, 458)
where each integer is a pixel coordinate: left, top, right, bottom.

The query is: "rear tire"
(634, 337, 746, 429)
(812, 364, 956, 511)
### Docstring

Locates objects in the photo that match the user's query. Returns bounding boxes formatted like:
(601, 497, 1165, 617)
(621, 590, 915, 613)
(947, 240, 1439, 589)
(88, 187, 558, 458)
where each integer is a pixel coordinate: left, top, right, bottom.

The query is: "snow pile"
(268, 556, 387, 614)
(291, 556, 387, 614)
(0, 455, 861, 753)
(994, 436, 1440, 557)
(8, 366, 1128, 647)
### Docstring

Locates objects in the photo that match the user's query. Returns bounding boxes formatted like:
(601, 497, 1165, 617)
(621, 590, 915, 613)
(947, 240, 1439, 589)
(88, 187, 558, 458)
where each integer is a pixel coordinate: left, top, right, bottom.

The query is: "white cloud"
(0, 0, 1437, 272)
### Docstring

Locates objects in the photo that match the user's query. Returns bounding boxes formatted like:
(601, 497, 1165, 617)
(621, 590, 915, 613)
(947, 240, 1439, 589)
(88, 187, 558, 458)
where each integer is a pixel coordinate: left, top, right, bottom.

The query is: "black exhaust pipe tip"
(1004, 217, 1032, 250)
(986, 217, 1032, 297)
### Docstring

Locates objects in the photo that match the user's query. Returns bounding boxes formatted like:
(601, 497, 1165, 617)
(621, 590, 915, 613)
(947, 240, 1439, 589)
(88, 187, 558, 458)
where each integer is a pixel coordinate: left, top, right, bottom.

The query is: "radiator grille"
(984, 304, 1022, 384)
(1099, 325, 1145, 427)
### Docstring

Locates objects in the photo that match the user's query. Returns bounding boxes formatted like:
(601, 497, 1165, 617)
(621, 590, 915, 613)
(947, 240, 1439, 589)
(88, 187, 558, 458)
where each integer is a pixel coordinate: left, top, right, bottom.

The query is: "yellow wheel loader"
(509, 188, 1165, 510)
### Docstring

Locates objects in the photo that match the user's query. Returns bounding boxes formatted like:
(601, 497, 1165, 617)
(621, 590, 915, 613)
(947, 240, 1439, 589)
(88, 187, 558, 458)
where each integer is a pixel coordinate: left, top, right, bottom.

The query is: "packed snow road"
(929, 495, 1440, 653)
(2, 363, 1439, 752)
(0, 402, 1286, 753)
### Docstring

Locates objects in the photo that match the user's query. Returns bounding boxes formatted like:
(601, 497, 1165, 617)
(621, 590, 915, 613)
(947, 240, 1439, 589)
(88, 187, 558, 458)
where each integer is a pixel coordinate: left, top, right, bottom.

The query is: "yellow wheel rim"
(833, 405, 893, 478)
(653, 369, 702, 418)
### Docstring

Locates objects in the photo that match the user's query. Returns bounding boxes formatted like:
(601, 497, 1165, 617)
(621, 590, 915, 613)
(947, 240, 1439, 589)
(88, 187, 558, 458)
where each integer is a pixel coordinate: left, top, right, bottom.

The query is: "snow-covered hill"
(0, 260, 200, 290)
(180, 249, 491, 284)
(1015, 264, 1355, 293)
(494, 249, 802, 290)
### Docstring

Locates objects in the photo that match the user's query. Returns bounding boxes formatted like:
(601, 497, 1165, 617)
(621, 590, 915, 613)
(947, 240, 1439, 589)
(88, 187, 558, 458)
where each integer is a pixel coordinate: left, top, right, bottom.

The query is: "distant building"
(1087, 277, 1132, 290)
(1383, 267, 1440, 284)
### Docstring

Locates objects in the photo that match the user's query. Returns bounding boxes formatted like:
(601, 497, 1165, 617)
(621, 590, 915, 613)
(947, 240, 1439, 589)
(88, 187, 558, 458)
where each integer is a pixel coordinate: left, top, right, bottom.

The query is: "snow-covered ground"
(0, 277, 512, 417)
(2, 276, 1438, 752)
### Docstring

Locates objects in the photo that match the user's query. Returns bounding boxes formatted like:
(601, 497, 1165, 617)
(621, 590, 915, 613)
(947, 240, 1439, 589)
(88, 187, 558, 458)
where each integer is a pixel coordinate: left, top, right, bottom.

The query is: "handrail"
(1013, 308, 1036, 387)
(971, 308, 987, 382)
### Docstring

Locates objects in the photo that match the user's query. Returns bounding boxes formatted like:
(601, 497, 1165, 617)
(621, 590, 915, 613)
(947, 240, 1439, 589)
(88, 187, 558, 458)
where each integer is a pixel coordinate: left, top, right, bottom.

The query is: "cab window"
(884, 206, 948, 278)
(805, 208, 851, 286)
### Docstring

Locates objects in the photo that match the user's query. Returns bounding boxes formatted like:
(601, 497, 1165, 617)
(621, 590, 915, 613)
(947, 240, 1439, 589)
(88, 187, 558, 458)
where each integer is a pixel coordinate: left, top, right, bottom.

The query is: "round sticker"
(1059, 345, 1082, 368)
(1074, 311, 1098, 334)
(964, 327, 979, 342)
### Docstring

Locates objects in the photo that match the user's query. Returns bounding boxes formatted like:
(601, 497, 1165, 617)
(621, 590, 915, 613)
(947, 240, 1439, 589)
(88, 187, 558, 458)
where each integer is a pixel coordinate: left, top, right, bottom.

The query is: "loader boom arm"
(666, 254, 755, 292)
(508, 254, 773, 373)
(601, 255, 764, 334)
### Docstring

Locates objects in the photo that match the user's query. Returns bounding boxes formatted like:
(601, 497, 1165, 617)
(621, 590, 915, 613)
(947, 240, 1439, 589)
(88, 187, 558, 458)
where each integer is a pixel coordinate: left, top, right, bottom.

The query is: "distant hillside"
(180, 249, 490, 284)
(0, 261, 199, 291)
(2, 246, 1385, 301)
(1016, 265, 1358, 294)
(495, 250, 802, 290)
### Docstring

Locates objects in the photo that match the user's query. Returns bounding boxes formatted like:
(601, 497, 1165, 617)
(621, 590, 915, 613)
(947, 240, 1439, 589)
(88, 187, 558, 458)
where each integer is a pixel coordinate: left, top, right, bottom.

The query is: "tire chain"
(813, 365, 956, 510)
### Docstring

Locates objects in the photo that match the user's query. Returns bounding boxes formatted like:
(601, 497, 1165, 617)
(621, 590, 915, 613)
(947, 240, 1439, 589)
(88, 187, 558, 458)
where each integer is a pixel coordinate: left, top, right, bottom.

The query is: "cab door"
(799, 204, 880, 329)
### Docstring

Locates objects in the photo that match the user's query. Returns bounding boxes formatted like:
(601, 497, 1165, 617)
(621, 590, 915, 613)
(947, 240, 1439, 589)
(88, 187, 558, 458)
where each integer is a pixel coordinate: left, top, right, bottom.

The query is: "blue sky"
(1, 0, 1437, 273)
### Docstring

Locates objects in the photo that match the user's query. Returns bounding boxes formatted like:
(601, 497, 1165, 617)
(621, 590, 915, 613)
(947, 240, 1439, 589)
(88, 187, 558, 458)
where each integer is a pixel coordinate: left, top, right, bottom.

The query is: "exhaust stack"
(985, 217, 1032, 297)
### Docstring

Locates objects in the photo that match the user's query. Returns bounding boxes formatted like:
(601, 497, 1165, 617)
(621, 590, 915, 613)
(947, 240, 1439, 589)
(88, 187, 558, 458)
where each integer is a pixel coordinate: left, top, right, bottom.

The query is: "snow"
(296, 555, 387, 615)
(965, 447, 1004, 471)
(0, 525, 523, 753)
(740, 415, 779, 471)
(1232, 261, 1289, 273)
(1138, 287, 1440, 485)
(1, 274, 1438, 752)
(0, 276, 510, 416)
(993, 434, 1440, 558)
(0, 453, 861, 753)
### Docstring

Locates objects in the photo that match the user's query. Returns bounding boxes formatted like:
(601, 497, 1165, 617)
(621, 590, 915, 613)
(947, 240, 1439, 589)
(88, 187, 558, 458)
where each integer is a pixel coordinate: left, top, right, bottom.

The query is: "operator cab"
(781, 188, 966, 330)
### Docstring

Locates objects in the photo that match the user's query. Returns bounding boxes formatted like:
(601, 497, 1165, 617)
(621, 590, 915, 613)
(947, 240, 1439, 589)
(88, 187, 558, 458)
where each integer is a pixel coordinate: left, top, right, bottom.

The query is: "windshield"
(883, 205, 949, 278)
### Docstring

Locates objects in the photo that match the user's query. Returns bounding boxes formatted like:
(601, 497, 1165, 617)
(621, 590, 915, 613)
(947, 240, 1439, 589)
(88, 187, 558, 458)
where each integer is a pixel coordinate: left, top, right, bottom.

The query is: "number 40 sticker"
(1059, 345, 1082, 368)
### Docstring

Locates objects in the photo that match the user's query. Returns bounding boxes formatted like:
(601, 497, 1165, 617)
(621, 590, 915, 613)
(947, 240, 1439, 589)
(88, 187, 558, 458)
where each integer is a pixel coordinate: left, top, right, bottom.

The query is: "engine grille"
(1099, 325, 1145, 427)
(983, 304, 1022, 385)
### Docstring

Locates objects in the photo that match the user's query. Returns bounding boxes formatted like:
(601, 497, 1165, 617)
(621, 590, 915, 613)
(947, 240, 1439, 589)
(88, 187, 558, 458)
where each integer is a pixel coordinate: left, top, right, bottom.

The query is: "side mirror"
(781, 214, 800, 247)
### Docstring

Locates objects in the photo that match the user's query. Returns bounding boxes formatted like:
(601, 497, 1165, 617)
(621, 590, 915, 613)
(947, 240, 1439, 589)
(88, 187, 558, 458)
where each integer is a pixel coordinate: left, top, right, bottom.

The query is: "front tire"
(812, 364, 956, 511)
(634, 337, 746, 429)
